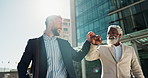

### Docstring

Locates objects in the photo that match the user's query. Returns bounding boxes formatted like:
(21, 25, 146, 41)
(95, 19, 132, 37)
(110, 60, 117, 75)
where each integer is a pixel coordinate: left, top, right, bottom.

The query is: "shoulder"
(97, 45, 109, 50)
(122, 45, 136, 53)
(27, 36, 42, 43)
(57, 38, 68, 42)
(57, 38, 70, 44)
(122, 44, 134, 49)
(99, 45, 109, 48)
(57, 38, 67, 42)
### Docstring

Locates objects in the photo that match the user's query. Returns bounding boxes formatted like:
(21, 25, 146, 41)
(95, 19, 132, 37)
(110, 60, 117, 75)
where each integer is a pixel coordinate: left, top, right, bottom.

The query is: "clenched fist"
(87, 31, 95, 42)
(91, 35, 102, 45)
(87, 32, 102, 45)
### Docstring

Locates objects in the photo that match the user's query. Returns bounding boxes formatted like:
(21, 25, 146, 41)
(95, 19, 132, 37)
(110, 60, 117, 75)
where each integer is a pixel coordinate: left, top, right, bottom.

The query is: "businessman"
(85, 25, 145, 78)
(17, 15, 91, 78)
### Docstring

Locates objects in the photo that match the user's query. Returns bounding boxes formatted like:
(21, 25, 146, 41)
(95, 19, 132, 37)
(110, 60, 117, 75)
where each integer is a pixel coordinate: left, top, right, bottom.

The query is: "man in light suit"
(17, 15, 91, 78)
(85, 25, 145, 78)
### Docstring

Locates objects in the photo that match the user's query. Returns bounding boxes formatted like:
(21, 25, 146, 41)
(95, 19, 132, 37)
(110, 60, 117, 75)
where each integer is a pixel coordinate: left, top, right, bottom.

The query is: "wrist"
(86, 39, 91, 42)
(92, 43, 99, 45)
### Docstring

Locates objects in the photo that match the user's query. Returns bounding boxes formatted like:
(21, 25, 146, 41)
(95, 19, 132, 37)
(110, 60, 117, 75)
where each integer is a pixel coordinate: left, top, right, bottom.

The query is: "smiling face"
(45, 16, 62, 36)
(107, 27, 121, 46)
(51, 17, 62, 36)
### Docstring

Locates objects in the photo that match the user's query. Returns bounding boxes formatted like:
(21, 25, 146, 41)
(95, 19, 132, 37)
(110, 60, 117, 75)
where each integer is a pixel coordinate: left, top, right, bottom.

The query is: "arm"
(69, 40, 91, 62)
(85, 44, 100, 61)
(131, 47, 145, 78)
(85, 31, 101, 61)
(17, 40, 33, 78)
(71, 31, 101, 62)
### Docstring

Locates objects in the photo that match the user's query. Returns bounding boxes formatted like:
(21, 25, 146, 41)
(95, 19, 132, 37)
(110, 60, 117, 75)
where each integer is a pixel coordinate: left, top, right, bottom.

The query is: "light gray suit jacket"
(85, 44, 145, 78)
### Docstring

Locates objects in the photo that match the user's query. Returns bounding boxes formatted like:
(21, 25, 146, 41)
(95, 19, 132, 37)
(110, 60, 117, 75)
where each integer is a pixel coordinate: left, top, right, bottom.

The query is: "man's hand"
(87, 32, 102, 45)
(92, 35, 102, 45)
(87, 32, 95, 42)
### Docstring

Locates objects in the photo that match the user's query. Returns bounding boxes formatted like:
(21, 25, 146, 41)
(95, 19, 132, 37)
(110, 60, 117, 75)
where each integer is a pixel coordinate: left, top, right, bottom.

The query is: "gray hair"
(107, 25, 123, 35)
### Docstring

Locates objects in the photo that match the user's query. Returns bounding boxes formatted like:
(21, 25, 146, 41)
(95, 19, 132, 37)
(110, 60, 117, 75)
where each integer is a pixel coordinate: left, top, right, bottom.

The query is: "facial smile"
(108, 36, 116, 40)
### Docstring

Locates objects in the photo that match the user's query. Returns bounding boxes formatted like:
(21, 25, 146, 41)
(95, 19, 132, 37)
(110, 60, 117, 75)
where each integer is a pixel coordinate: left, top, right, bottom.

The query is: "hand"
(91, 35, 102, 45)
(87, 31, 95, 42)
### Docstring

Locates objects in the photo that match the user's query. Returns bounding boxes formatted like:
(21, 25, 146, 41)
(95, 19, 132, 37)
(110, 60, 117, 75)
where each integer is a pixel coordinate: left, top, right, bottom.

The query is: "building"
(60, 18, 71, 43)
(70, 0, 148, 78)
(0, 68, 18, 78)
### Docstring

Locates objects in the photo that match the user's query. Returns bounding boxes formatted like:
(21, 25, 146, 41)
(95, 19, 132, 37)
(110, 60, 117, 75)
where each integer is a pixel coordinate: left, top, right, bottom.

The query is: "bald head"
(45, 15, 62, 27)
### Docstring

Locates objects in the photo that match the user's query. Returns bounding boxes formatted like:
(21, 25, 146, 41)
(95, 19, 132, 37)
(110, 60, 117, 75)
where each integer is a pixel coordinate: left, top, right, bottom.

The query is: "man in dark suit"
(17, 15, 91, 78)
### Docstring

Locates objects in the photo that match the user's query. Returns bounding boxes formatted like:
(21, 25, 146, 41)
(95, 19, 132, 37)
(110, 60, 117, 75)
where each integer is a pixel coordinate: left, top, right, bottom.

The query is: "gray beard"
(107, 36, 119, 45)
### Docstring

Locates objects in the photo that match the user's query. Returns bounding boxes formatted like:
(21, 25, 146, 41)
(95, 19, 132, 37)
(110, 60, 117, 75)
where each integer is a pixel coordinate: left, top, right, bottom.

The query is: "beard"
(107, 36, 119, 45)
(51, 28, 60, 36)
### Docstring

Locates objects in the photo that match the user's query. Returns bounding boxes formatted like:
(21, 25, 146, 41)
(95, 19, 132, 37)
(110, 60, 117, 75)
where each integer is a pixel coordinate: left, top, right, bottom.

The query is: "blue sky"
(0, 0, 70, 69)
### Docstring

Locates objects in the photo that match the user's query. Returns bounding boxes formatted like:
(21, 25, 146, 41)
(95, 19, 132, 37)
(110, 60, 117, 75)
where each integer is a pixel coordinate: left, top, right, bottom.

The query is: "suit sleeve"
(69, 40, 91, 62)
(17, 39, 33, 78)
(85, 43, 100, 61)
(131, 47, 145, 78)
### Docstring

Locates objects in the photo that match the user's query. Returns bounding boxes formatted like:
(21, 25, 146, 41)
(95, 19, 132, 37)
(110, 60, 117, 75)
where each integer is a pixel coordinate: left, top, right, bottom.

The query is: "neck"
(114, 41, 120, 46)
(44, 30, 54, 38)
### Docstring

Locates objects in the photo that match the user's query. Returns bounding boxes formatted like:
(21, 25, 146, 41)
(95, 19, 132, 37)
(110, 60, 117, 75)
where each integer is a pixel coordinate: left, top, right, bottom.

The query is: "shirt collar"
(43, 34, 58, 41)
(109, 42, 122, 47)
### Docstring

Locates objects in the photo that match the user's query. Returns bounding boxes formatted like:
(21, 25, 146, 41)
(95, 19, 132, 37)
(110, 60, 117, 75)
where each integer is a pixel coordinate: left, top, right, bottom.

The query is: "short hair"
(107, 25, 123, 35)
(45, 15, 62, 26)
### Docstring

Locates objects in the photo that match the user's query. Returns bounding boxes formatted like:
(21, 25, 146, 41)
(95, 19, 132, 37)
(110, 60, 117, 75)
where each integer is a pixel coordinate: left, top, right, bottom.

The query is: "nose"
(107, 33, 113, 37)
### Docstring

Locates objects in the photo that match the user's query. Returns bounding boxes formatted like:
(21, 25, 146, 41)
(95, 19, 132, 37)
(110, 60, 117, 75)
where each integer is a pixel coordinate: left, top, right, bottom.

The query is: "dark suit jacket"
(17, 36, 91, 78)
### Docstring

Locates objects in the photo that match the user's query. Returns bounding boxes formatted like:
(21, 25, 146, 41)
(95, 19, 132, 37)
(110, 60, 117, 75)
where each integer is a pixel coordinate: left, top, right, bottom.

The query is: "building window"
(63, 23, 68, 26)
(133, 13, 146, 31)
(63, 28, 68, 31)
(144, 10, 148, 27)
(123, 16, 134, 34)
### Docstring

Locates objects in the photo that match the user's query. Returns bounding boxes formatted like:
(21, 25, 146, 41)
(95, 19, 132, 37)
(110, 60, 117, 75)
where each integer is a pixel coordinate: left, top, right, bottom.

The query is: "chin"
(107, 39, 118, 45)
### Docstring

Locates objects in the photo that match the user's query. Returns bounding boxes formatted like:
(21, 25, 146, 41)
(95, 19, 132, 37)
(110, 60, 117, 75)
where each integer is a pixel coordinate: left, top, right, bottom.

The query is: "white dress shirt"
(113, 45, 122, 62)
(43, 34, 67, 78)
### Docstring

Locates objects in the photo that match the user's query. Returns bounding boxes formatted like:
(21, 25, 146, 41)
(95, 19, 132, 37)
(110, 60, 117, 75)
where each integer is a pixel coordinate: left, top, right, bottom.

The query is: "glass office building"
(75, 0, 148, 45)
(72, 0, 148, 77)
(108, 0, 148, 34)
(76, 0, 121, 46)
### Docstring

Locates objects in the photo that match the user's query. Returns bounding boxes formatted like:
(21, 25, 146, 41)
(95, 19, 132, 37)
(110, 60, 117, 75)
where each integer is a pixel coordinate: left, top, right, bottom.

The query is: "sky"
(0, 0, 70, 69)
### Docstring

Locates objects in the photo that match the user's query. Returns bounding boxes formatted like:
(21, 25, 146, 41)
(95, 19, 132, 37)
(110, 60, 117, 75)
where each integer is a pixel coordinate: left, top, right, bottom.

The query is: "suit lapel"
(38, 36, 47, 77)
(108, 45, 117, 63)
(56, 38, 76, 78)
(56, 38, 67, 61)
